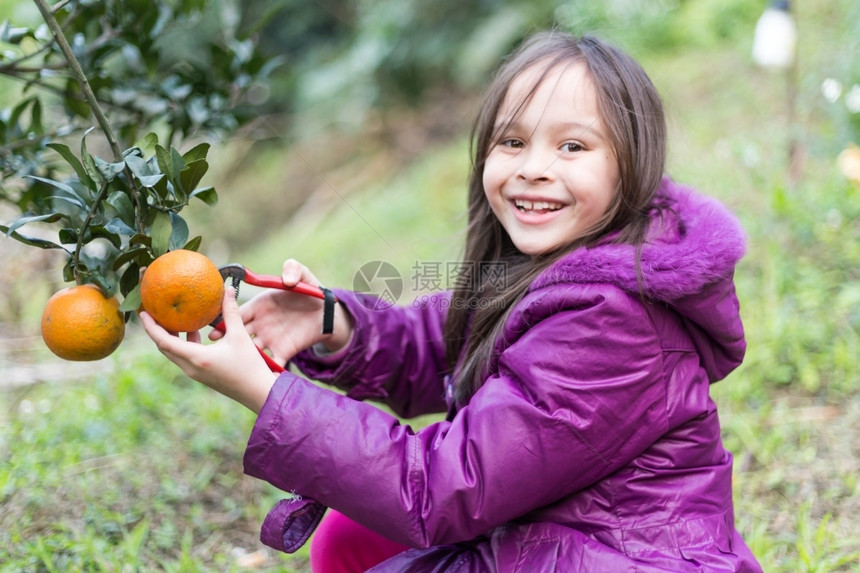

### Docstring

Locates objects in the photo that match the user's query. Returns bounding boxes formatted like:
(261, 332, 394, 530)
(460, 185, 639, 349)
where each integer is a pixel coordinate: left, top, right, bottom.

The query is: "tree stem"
(50, 0, 73, 13)
(73, 182, 110, 285)
(32, 0, 122, 161)
(31, 0, 147, 241)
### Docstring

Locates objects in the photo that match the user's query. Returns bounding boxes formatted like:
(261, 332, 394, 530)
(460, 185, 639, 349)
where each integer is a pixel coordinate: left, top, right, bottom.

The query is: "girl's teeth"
(515, 199, 562, 212)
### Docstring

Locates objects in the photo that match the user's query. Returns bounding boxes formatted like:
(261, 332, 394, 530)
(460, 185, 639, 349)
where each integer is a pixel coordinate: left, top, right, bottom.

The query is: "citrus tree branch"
(31, 0, 147, 236)
(73, 181, 110, 284)
(32, 0, 122, 160)
(51, 0, 74, 13)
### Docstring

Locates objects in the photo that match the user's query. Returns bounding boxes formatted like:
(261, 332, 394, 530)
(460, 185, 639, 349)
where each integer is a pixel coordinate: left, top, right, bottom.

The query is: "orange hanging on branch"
(41, 284, 125, 361)
(140, 249, 225, 333)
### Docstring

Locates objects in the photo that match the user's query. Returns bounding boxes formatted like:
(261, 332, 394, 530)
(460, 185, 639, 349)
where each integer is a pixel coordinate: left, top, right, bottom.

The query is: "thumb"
(220, 287, 243, 334)
(282, 258, 322, 288)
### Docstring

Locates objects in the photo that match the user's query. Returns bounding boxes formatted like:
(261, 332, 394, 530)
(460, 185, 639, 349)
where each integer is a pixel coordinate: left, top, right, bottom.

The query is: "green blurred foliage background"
(2, 0, 860, 571)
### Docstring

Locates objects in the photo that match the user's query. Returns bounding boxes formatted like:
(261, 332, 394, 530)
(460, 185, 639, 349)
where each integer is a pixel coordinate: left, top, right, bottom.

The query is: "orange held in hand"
(41, 284, 126, 361)
(140, 249, 224, 333)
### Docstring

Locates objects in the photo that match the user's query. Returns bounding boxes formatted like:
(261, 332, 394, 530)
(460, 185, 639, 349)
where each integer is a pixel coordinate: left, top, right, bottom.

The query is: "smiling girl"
(143, 31, 762, 572)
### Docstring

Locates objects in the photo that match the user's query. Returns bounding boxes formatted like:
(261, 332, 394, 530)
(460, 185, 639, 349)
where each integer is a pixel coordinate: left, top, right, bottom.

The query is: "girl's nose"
(515, 147, 555, 183)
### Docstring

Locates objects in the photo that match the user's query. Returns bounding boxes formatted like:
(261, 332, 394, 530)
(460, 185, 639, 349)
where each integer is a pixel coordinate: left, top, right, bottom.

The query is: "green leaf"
(46, 143, 95, 190)
(183, 235, 202, 252)
(90, 273, 114, 297)
(167, 182, 185, 205)
(155, 145, 173, 180)
(80, 128, 107, 188)
(0, 223, 66, 250)
(125, 154, 164, 188)
(104, 217, 137, 237)
(167, 147, 188, 202)
(106, 191, 136, 226)
(63, 225, 121, 248)
(97, 225, 122, 249)
(168, 213, 189, 251)
(3, 212, 65, 236)
(122, 147, 143, 159)
(130, 233, 152, 247)
(93, 156, 126, 183)
(190, 186, 218, 206)
(63, 259, 76, 282)
(26, 175, 77, 196)
(9, 96, 36, 126)
(139, 170, 166, 191)
(42, 179, 98, 215)
(119, 284, 141, 312)
(150, 210, 172, 256)
(170, 147, 185, 178)
(180, 159, 209, 194)
(182, 142, 210, 163)
(48, 194, 87, 211)
(59, 228, 77, 244)
(28, 98, 43, 134)
(137, 133, 159, 154)
(151, 174, 170, 201)
(0, 21, 33, 44)
(113, 246, 151, 270)
(120, 263, 143, 297)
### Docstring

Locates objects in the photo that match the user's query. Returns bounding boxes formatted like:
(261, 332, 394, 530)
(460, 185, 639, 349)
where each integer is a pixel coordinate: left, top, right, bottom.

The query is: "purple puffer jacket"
(243, 178, 762, 572)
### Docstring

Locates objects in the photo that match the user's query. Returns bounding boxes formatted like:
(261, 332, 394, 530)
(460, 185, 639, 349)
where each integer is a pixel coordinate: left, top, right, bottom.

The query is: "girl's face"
(482, 61, 620, 256)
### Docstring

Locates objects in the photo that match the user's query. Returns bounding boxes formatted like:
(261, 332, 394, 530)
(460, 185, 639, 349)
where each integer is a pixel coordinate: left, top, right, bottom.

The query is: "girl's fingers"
(282, 258, 321, 288)
(220, 287, 243, 333)
(140, 311, 184, 356)
(207, 290, 264, 342)
(139, 310, 164, 341)
(271, 348, 289, 368)
(281, 259, 302, 286)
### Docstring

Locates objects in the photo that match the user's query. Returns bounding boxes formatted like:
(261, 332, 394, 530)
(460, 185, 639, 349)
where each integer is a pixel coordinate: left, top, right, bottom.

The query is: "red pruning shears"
(210, 263, 337, 373)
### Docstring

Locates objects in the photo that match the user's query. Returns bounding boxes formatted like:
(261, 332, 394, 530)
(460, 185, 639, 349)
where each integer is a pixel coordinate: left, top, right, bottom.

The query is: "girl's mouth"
(513, 199, 564, 214)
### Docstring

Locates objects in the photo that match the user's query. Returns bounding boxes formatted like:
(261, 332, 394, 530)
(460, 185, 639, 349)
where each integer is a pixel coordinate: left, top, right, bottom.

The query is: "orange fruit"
(140, 249, 224, 332)
(41, 284, 125, 361)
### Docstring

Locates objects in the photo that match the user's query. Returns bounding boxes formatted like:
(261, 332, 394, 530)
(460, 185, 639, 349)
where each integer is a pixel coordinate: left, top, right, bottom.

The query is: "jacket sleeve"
(290, 289, 450, 418)
(245, 285, 670, 548)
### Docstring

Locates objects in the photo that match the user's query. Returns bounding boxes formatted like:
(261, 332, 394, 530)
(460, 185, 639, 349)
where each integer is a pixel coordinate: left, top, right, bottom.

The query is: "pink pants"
(309, 509, 410, 573)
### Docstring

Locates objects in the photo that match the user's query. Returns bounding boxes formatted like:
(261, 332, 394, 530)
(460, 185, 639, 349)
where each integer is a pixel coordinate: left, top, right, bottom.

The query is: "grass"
(3, 0, 860, 570)
(0, 336, 311, 571)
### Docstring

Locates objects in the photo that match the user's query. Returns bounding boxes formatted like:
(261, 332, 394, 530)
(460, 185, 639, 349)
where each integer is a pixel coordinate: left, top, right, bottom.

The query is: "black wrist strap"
(321, 287, 336, 335)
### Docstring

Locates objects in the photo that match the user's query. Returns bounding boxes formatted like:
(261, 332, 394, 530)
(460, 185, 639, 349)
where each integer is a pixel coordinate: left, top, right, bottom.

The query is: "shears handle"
(240, 268, 329, 300)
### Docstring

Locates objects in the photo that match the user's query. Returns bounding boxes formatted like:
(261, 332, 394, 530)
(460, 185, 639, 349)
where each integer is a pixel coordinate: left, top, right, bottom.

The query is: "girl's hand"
(209, 259, 353, 365)
(141, 287, 279, 414)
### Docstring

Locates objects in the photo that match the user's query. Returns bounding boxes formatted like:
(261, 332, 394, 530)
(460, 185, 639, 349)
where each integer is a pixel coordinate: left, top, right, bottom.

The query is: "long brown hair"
(444, 31, 667, 402)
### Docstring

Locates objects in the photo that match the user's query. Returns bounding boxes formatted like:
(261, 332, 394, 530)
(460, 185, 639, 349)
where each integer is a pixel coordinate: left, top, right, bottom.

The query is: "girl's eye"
(501, 138, 524, 149)
(561, 142, 583, 153)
